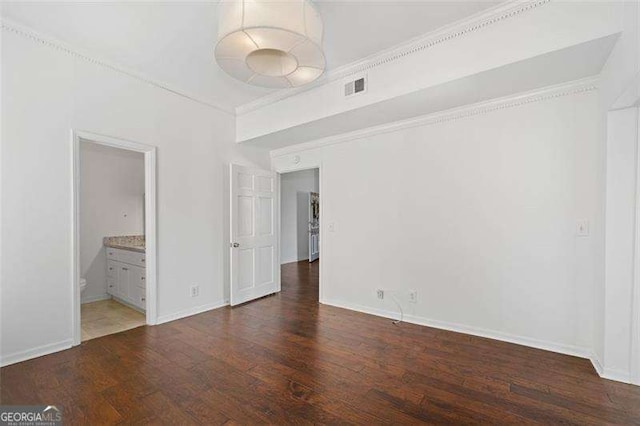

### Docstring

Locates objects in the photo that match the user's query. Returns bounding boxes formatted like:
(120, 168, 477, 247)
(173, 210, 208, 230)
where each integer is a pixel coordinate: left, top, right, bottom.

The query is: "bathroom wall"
(80, 142, 145, 303)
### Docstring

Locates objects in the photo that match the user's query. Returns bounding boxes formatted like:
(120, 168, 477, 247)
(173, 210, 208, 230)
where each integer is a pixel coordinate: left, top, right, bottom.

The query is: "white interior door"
(309, 192, 319, 262)
(230, 164, 279, 306)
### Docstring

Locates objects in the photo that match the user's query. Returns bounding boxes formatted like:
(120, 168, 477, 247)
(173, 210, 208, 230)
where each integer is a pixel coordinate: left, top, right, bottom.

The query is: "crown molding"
(238, 0, 552, 116)
(0, 17, 235, 116)
(270, 75, 599, 158)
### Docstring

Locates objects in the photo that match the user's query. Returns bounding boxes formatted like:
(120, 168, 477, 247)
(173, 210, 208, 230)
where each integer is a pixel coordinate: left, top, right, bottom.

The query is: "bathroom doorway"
(72, 131, 157, 345)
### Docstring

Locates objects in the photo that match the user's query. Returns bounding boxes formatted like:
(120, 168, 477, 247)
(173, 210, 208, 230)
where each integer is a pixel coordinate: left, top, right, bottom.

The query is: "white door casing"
(272, 163, 323, 302)
(309, 191, 319, 262)
(230, 164, 279, 306)
(633, 106, 640, 385)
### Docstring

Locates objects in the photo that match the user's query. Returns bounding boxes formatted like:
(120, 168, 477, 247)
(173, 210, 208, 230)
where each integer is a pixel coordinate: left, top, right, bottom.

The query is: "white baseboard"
(602, 367, 632, 384)
(156, 299, 229, 325)
(0, 300, 226, 366)
(590, 353, 604, 375)
(589, 353, 636, 384)
(0, 339, 74, 367)
(81, 293, 111, 304)
(321, 298, 590, 359)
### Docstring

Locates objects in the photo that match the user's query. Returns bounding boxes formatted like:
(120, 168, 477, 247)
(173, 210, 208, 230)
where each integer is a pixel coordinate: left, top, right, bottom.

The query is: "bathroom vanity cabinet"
(105, 247, 146, 311)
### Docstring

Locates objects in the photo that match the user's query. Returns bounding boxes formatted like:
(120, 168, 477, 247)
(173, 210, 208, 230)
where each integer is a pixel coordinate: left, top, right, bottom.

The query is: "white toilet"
(80, 278, 87, 293)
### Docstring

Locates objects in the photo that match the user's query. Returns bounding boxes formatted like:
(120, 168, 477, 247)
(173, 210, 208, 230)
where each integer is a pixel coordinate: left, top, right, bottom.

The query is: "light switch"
(328, 222, 335, 232)
(576, 220, 589, 237)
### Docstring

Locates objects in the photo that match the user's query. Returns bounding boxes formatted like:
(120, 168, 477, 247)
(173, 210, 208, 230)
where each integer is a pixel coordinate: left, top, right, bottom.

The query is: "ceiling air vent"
(344, 77, 366, 97)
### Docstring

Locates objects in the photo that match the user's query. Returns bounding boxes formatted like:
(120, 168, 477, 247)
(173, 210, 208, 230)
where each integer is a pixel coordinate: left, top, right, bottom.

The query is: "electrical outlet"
(190, 285, 199, 297)
(377, 289, 384, 300)
(409, 290, 418, 303)
(576, 219, 590, 237)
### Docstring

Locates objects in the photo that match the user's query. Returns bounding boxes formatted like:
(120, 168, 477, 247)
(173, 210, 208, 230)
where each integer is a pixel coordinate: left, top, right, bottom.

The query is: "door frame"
(71, 130, 158, 346)
(612, 75, 640, 385)
(633, 105, 640, 385)
(274, 163, 324, 302)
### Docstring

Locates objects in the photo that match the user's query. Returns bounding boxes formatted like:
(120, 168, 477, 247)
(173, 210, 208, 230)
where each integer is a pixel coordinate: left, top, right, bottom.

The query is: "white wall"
(0, 26, 269, 365)
(599, 1, 639, 110)
(604, 107, 639, 381)
(273, 87, 601, 356)
(280, 169, 319, 264)
(79, 142, 144, 303)
(594, 0, 639, 379)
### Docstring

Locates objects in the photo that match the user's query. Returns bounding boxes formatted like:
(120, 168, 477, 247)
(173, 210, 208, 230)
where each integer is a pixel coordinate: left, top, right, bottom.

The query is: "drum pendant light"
(215, 0, 325, 88)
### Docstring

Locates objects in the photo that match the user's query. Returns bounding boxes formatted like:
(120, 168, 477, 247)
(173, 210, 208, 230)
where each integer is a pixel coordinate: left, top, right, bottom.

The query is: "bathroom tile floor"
(81, 299, 145, 341)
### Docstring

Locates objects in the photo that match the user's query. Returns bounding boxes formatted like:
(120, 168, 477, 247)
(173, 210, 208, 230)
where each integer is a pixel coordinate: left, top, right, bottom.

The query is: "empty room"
(1, 0, 640, 424)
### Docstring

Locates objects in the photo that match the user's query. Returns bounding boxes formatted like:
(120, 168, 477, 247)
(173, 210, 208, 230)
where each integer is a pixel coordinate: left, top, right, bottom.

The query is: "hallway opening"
(280, 168, 320, 265)
(281, 260, 320, 304)
(279, 168, 320, 303)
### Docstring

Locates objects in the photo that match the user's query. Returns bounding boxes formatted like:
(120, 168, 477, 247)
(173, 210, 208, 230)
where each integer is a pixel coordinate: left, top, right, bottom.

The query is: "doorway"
(72, 130, 157, 345)
(279, 168, 320, 301)
(228, 164, 323, 306)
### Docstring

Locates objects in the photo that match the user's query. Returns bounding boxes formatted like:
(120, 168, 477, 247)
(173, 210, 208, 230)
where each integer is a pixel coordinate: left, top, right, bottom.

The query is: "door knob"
(231, 242, 240, 248)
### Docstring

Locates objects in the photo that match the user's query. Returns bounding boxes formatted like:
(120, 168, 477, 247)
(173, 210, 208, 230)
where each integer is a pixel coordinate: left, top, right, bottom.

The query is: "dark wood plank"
(1, 260, 640, 424)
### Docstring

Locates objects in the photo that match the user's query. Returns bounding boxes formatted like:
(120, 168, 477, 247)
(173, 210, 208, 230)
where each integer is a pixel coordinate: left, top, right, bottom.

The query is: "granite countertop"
(104, 235, 145, 253)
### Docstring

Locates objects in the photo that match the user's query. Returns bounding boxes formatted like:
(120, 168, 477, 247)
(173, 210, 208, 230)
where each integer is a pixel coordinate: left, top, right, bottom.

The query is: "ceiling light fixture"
(215, 0, 325, 88)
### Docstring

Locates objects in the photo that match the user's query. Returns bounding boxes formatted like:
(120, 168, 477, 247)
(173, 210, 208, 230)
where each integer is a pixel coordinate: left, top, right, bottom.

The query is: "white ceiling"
(0, 1, 500, 110)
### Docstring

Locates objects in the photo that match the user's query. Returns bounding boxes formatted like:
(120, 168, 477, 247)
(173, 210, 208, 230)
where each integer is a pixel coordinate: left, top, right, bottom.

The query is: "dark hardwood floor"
(2, 260, 640, 424)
